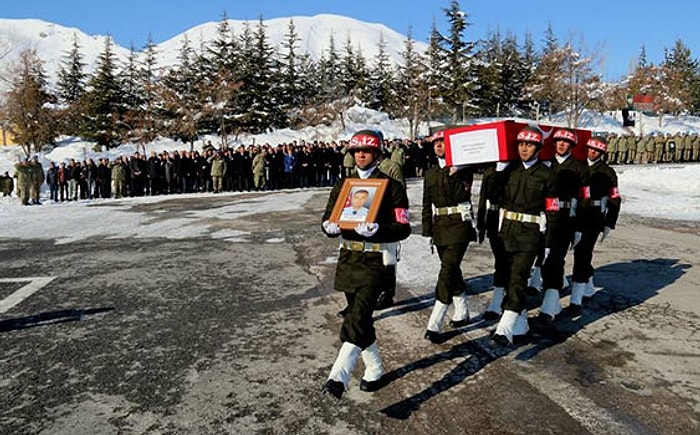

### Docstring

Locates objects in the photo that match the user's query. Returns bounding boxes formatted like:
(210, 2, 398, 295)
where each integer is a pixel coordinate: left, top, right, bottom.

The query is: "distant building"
(1, 126, 17, 146)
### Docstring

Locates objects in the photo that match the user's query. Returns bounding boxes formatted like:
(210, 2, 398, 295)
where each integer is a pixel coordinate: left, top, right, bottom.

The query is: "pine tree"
(366, 32, 394, 112)
(246, 16, 285, 132)
(500, 31, 529, 115)
(160, 33, 203, 147)
(660, 39, 698, 115)
(2, 49, 56, 155)
(55, 33, 87, 136)
(279, 18, 308, 119)
(474, 29, 503, 117)
(56, 33, 86, 104)
(120, 44, 145, 141)
(425, 21, 447, 123)
(438, 0, 478, 122)
(82, 36, 123, 147)
(124, 35, 161, 150)
(391, 29, 428, 137)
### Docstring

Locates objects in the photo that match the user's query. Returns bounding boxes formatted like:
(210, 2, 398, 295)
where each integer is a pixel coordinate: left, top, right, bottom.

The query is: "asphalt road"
(1, 183, 699, 434)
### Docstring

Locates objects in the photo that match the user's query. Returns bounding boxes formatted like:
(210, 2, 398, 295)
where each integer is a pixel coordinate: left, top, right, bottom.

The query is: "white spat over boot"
(360, 342, 385, 392)
(323, 342, 361, 399)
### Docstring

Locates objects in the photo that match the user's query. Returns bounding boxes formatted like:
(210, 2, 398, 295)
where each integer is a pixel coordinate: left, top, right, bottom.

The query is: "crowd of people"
(604, 131, 700, 164)
(2, 138, 434, 205)
(319, 125, 620, 400)
(2, 128, 698, 207)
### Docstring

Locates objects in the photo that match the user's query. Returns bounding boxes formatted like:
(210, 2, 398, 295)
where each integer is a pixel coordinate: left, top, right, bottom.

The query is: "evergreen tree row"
(3, 0, 700, 154)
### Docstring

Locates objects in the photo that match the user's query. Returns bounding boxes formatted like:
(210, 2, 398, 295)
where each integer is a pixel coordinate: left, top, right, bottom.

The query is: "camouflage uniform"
(210, 153, 228, 192)
(692, 133, 700, 162)
(653, 134, 665, 163)
(14, 160, 31, 205)
(644, 134, 655, 163)
(635, 135, 646, 164)
(617, 134, 628, 164)
(111, 160, 126, 198)
(625, 135, 637, 164)
(606, 134, 618, 164)
(29, 158, 44, 204)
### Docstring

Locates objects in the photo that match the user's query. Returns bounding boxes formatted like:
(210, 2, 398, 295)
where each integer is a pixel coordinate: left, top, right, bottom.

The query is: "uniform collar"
(521, 158, 538, 170)
(555, 153, 571, 164)
(356, 165, 377, 179)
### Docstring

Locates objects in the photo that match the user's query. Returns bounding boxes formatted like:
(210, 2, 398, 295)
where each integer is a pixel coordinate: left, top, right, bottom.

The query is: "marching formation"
(320, 125, 621, 399)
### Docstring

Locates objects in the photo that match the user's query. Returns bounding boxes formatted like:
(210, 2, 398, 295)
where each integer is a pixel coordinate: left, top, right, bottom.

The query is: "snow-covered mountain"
(0, 14, 426, 90)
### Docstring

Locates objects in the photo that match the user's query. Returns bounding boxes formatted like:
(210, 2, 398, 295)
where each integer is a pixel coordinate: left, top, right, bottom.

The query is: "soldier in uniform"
(617, 133, 628, 164)
(1, 171, 14, 196)
(644, 133, 655, 164)
(421, 129, 476, 343)
(321, 129, 411, 399)
(532, 128, 590, 329)
(209, 150, 228, 193)
(569, 136, 621, 314)
(653, 133, 665, 163)
(14, 159, 31, 206)
(634, 134, 646, 164)
(29, 156, 44, 204)
(376, 151, 406, 309)
(338, 150, 405, 316)
(606, 133, 618, 164)
(692, 132, 700, 162)
(478, 160, 511, 320)
(492, 126, 557, 346)
(111, 158, 126, 199)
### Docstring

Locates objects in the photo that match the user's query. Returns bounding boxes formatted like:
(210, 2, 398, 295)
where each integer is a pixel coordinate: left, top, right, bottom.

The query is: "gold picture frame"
(330, 178, 389, 229)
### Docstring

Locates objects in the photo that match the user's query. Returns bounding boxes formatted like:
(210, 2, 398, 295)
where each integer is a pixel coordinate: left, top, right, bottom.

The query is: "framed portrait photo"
(330, 178, 389, 229)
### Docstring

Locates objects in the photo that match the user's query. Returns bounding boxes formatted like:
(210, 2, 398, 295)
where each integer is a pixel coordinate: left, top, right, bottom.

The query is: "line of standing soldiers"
(12, 156, 44, 205)
(606, 131, 700, 164)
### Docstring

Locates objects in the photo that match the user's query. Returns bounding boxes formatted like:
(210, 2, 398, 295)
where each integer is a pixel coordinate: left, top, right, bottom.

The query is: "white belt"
(433, 202, 473, 221)
(433, 206, 461, 216)
(339, 239, 384, 252)
(503, 210, 540, 224)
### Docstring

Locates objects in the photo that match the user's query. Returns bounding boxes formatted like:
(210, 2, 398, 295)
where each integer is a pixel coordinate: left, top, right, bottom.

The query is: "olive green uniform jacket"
(421, 164, 476, 245)
(321, 168, 410, 347)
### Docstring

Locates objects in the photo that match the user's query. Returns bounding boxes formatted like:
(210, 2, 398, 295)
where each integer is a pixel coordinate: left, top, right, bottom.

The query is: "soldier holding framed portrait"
(320, 129, 411, 399)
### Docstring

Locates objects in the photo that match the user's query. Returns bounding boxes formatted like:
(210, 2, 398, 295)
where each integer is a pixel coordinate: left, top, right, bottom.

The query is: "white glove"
(496, 162, 509, 172)
(600, 226, 612, 242)
(355, 222, 379, 237)
(543, 248, 551, 264)
(322, 220, 341, 235)
(571, 231, 582, 249)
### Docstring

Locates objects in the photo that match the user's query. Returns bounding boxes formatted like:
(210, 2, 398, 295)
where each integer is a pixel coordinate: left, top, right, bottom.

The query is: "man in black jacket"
(533, 128, 590, 329)
(320, 129, 411, 399)
(478, 160, 511, 320)
(493, 126, 557, 346)
(569, 136, 621, 314)
(421, 129, 476, 343)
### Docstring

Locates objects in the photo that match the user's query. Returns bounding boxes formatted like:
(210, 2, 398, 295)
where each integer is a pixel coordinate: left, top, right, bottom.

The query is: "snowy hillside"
(0, 14, 426, 91)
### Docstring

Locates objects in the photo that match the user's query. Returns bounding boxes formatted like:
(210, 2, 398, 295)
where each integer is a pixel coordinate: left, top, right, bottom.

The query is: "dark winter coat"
(421, 164, 476, 245)
(322, 169, 411, 294)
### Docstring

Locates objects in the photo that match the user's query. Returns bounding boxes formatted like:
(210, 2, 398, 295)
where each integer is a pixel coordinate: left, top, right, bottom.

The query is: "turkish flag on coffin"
(443, 120, 591, 166)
